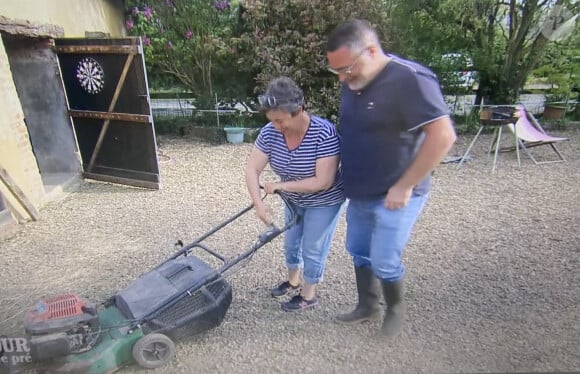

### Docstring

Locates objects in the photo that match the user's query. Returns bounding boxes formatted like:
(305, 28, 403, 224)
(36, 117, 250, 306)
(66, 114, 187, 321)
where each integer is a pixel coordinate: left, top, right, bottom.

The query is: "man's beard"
(346, 76, 370, 91)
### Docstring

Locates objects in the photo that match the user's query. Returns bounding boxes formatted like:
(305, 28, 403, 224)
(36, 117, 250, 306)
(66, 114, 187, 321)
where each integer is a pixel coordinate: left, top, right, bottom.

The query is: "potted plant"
(543, 100, 567, 120)
(223, 108, 254, 144)
(223, 124, 245, 144)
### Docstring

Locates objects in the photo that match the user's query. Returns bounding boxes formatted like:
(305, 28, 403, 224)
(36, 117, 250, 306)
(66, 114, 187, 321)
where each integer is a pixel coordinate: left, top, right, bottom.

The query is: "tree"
(472, 0, 579, 104)
(233, 0, 392, 120)
(531, 27, 580, 102)
(387, 0, 580, 105)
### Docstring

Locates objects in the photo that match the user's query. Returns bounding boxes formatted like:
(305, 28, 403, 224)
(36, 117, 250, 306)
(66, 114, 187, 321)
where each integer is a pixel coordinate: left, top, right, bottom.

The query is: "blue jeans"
(284, 202, 344, 284)
(345, 194, 429, 282)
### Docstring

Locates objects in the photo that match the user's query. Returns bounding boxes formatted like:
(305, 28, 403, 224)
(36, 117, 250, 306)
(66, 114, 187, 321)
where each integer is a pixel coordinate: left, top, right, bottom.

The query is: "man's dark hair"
(326, 19, 379, 52)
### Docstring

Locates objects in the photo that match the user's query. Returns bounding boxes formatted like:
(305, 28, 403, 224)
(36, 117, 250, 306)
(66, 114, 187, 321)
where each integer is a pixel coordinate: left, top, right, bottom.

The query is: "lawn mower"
(5, 194, 297, 374)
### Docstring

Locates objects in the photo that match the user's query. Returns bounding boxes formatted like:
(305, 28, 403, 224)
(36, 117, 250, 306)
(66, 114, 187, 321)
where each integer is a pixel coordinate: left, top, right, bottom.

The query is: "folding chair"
(504, 106, 569, 165)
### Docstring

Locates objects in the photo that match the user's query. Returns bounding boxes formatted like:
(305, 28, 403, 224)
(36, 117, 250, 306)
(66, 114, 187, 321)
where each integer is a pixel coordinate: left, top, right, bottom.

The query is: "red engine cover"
(25, 293, 87, 323)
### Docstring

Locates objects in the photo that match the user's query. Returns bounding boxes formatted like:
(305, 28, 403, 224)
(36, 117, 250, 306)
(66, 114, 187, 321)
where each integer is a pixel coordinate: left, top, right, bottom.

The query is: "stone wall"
(0, 33, 45, 225)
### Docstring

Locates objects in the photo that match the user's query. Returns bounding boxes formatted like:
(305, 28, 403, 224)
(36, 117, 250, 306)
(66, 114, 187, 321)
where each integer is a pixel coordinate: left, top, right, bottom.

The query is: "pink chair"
(505, 106, 569, 165)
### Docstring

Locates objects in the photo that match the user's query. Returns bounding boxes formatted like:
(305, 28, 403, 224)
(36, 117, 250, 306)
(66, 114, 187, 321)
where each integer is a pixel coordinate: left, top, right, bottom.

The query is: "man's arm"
(396, 116, 456, 189)
(385, 116, 456, 209)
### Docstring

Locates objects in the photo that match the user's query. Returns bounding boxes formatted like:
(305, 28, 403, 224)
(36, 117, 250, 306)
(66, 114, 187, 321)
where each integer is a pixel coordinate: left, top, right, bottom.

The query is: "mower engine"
(23, 294, 100, 361)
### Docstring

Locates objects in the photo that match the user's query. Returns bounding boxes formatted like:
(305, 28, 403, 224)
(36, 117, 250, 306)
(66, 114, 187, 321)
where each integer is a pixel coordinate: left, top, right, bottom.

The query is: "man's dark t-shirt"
(339, 56, 450, 199)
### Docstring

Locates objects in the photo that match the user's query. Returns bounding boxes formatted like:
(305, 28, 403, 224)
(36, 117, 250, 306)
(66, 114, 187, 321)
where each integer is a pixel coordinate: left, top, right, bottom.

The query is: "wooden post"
(0, 166, 40, 221)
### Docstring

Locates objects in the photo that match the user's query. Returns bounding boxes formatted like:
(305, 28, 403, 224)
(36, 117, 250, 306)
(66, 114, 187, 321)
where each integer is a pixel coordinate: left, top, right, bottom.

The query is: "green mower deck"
(37, 306, 143, 374)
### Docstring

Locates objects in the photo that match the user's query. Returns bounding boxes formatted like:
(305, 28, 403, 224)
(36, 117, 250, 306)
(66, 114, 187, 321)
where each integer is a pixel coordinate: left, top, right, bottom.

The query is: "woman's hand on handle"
(254, 202, 273, 226)
(263, 182, 282, 194)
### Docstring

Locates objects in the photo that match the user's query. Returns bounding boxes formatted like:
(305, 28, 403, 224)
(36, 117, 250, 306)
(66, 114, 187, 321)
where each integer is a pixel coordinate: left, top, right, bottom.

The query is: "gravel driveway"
(1, 128, 579, 374)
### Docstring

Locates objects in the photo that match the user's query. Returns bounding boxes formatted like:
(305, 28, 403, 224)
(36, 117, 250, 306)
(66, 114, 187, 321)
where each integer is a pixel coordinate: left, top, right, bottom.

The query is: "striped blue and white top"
(255, 115, 345, 207)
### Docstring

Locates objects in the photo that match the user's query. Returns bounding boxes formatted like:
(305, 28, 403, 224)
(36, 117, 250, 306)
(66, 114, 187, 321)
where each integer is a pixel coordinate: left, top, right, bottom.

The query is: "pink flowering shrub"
(124, 0, 390, 117)
(124, 0, 245, 102)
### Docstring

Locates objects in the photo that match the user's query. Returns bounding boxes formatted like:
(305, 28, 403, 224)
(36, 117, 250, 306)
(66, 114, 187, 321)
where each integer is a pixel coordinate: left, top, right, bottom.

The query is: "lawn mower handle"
(170, 192, 299, 266)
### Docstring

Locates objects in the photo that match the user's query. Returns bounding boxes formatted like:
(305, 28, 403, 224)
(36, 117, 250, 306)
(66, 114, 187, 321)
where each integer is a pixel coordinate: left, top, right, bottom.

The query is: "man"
(326, 19, 456, 336)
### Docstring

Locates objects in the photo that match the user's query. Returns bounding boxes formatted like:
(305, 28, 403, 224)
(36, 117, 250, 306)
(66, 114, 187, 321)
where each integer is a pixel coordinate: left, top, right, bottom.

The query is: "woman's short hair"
(258, 76, 304, 114)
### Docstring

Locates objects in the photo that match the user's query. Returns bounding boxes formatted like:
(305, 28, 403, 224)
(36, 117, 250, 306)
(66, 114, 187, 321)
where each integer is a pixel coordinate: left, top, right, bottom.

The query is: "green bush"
(153, 116, 191, 135)
(451, 111, 482, 135)
(233, 1, 391, 122)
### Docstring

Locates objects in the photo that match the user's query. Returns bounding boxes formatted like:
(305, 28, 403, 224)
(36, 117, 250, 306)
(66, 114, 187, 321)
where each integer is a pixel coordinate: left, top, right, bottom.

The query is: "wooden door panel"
(54, 37, 159, 189)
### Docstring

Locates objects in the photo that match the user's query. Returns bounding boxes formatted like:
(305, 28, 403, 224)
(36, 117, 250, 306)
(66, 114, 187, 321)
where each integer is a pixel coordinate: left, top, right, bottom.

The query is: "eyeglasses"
(328, 48, 370, 75)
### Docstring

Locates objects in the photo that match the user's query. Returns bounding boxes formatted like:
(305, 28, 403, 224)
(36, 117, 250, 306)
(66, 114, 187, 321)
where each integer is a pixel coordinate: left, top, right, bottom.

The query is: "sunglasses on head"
(257, 95, 302, 109)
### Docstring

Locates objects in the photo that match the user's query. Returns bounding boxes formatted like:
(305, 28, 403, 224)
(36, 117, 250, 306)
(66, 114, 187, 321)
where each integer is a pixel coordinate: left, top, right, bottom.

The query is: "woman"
(245, 76, 345, 312)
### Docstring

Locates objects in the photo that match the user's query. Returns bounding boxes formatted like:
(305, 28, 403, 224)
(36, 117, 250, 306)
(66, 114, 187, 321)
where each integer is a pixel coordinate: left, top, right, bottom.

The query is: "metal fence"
(151, 98, 197, 117)
(151, 94, 555, 119)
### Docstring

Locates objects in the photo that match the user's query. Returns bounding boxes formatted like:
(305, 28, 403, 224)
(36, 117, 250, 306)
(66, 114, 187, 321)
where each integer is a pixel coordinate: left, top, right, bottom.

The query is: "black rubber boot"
(336, 266, 382, 324)
(381, 279, 406, 337)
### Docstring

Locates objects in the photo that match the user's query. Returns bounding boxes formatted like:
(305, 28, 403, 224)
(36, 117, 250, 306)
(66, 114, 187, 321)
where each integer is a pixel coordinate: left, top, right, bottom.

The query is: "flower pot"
(223, 127, 245, 144)
(543, 105, 566, 120)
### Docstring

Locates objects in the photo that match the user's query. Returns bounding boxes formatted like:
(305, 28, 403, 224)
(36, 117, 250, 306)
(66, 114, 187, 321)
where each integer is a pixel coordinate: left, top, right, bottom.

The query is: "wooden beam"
(0, 15, 64, 38)
(69, 110, 151, 123)
(87, 53, 136, 173)
(0, 166, 40, 221)
(55, 45, 141, 54)
(83, 172, 159, 190)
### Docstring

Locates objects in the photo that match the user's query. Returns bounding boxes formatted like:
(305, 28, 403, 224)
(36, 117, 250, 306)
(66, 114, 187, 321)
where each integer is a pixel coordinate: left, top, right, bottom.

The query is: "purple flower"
(131, 7, 139, 16)
(214, 1, 230, 11)
(166, 41, 173, 49)
(143, 6, 153, 20)
(165, 0, 174, 6)
(142, 36, 151, 46)
(125, 19, 134, 30)
(184, 30, 193, 39)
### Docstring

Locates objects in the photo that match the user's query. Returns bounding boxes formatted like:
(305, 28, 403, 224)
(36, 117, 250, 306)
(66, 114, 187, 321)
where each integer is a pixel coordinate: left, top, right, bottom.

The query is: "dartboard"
(75, 57, 105, 94)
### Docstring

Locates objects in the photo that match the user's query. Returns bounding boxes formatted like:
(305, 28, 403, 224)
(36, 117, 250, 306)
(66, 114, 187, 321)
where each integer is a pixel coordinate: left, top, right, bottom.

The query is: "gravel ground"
(1, 128, 579, 374)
